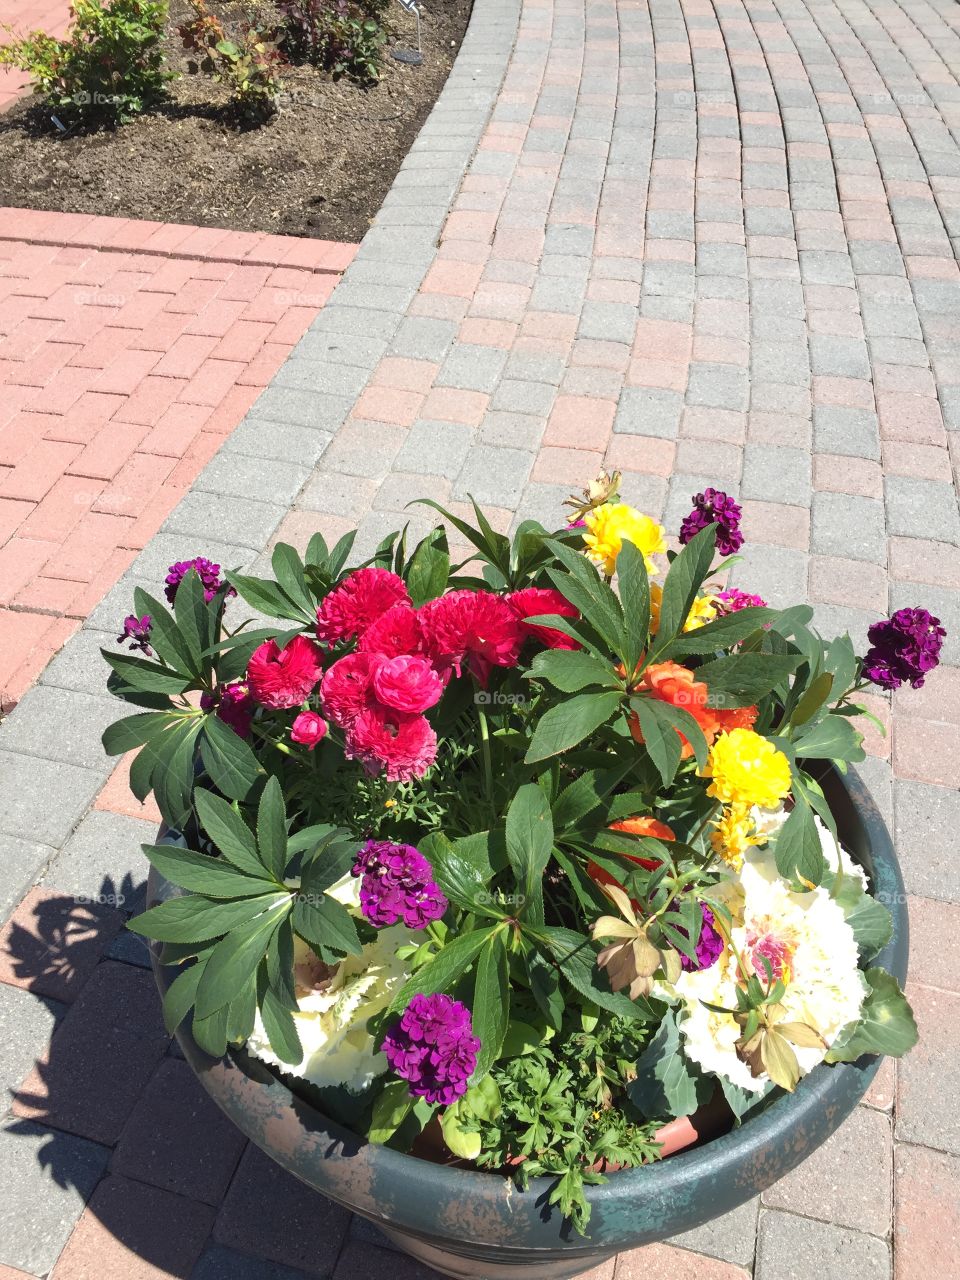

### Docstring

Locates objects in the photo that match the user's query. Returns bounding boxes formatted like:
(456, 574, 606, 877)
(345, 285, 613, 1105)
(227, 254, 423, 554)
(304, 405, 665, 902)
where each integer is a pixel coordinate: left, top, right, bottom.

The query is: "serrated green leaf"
(193, 789, 265, 878)
(102, 649, 192, 695)
(652, 524, 717, 652)
(195, 900, 289, 1018)
(697, 653, 803, 707)
(527, 648, 620, 693)
(102, 711, 181, 756)
(772, 801, 825, 888)
(524, 690, 622, 763)
(129, 892, 288, 943)
(257, 775, 288, 881)
(369, 1079, 414, 1144)
(387, 928, 495, 1015)
(406, 526, 450, 606)
(259, 982, 303, 1064)
(199, 714, 261, 801)
(141, 844, 278, 898)
(472, 932, 510, 1080)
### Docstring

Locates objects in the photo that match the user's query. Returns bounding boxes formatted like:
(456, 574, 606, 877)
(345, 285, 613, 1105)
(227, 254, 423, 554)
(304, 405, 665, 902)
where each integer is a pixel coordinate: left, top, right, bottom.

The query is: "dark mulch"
(0, 0, 472, 242)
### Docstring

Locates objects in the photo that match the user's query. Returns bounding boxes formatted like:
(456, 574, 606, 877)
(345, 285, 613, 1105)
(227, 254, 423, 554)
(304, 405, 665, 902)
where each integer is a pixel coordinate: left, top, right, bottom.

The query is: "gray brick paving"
(755, 1211, 891, 1279)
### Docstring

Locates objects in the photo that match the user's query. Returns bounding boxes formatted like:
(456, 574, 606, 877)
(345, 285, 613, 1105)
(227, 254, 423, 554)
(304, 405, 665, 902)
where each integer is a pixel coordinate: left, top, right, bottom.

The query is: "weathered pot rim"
(149, 762, 908, 1260)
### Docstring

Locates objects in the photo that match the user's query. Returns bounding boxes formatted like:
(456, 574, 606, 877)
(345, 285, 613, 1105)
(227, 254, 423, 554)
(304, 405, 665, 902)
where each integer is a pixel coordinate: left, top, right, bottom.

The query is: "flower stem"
(477, 702, 495, 821)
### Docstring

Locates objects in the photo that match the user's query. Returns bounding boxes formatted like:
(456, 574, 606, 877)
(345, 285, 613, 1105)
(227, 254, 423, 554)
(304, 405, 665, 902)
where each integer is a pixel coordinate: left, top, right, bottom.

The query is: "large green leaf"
(615, 539, 650, 674)
(129, 892, 288, 943)
(665, 607, 778, 657)
(696, 653, 803, 707)
(193, 789, 265, 878)
(292, 887, 362, 958)
(630, 698, 679, 787)
(505, 784, 554, 916)
(406, 526, 450, 606)
(629, 1010, 708, 1119)
(420, 834, 500, 919)
(259, 981, 303, 1064)
(173, 569, 212, 674)
(227, 571, 308, 622)
(652, 524, 717, 652)
(200, 714, 261, 800)
(386, 928, 495, 1015)
(527, 649, 621, 693)
(826, 969, 918, 1062)
(772, 800, 825, 888)
(257, 775, 288, 881)
(141, 844, 278, 899)
(102, 649, 193, 695)
(472, 932, 510, 1080)
(545, 539, 624, 652)
(133, 587, 199, 677)
(194, 899, 290, 1018)
(102, 711, 181, 756)
(192, 1003, 231, 1057)
(524, 690, 622, 763)
(794, 714, 866, 764)
(161, 957, 209, 1035)
(152, 719, 203, 832)
(272, 543, 316, 619)
(550, 761, 635, 833)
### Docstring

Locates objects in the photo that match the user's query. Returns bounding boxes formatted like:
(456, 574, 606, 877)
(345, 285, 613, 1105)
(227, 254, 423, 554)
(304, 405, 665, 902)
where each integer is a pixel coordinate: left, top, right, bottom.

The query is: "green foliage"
(0, 0, 171, 123)
(179, 0, 284, 121)
(276, 0, 389, 82)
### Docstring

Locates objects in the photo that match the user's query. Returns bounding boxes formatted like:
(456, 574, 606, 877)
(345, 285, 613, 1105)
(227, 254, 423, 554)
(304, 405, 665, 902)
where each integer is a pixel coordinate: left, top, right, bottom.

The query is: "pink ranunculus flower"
(315, 568, 410, 646)
(358, 603, 425, 659)
(418, 589, 524, 686)
(290, 711, 328, 750)
(247, 634, 323, 710)
(319, 652, 377, 729)
(372, 655, 444, 715)
(508, 586, 581, 651)
(345, 708, 438, 783)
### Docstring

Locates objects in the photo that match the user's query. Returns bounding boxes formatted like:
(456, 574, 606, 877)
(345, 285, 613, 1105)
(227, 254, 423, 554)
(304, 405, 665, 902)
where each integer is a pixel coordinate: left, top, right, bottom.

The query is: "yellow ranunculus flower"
(582, 502, 667, 576)
(706, 728, 792, 810)
(684, 594, 718, 633)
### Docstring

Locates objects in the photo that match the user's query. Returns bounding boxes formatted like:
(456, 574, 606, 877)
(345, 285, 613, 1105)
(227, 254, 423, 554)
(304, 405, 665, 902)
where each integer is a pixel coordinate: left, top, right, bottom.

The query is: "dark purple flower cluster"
(200, 681, 255, 739)
(679, 488, 744, 557)
(679, 903, 724, 973)
(382, 993, 480, 1106)
(164, 557, 236, 606)
(351, 840, 448, 930)
(117, 614, 152, 656)
(716, 588, 767, 614)
(863, 607, 946, 691)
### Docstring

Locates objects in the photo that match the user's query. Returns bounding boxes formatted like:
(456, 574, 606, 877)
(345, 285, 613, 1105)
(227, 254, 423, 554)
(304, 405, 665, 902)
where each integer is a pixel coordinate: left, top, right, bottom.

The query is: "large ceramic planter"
(147, 764, 908, 1280)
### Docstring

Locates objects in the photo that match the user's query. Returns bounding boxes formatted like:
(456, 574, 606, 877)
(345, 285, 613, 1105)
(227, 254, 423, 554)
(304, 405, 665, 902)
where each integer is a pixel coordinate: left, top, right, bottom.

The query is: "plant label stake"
(392, 0, 423, 65)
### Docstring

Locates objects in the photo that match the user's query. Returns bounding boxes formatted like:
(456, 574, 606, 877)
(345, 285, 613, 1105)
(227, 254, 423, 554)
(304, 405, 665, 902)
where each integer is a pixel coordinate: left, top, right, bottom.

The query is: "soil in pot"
(0, 0, 472, 241)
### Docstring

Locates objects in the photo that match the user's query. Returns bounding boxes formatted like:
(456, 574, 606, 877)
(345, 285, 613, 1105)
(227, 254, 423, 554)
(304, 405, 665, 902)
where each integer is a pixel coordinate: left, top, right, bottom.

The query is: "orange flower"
(714, 704, 758, 733)
(587, 816, 676, 894)
(628, 661, 720, 759)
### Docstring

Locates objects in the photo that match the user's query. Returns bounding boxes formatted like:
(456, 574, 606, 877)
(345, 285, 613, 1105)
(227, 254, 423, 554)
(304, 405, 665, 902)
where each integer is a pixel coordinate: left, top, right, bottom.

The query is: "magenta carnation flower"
(345, 707, 437, 782)
(200, 680, 255, 738)
(372, 655, 443, 714)
(315, 568, 410, 646)
(863, 607, 946, 691)
(351, 840, 447, 930)
(117, 614, 152, 656)
(716, 588, 767, 614)
(508, 586, 581, 651)
(383, 993, 480, 1106)
(164, 557, 235, 605)
(290, 710, 327, 750)
(679, 903, 724, 973)
(247, 634, 323, 710)
(679, 489, 744, 557)
(419, 589, 523, 686)
(358, 603, 425, 659)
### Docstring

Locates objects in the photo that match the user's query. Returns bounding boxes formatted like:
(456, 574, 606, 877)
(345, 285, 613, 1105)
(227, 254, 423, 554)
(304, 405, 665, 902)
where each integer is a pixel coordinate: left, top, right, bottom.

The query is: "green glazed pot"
(148, 764, 907, 1280)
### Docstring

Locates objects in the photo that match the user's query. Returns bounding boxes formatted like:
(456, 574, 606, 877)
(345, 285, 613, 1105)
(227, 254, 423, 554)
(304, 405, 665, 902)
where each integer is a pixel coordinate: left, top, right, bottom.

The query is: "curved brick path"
(1, 0, 959, 1276)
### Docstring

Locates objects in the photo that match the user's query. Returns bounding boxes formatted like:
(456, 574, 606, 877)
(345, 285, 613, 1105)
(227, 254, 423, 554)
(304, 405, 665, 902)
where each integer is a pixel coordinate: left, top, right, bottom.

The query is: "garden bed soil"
(0, 0, 472, 242)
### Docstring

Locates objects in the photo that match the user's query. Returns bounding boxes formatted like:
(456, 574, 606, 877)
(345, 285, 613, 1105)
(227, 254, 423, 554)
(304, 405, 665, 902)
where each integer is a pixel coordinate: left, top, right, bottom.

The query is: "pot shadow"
(1, 875, 447, 1279)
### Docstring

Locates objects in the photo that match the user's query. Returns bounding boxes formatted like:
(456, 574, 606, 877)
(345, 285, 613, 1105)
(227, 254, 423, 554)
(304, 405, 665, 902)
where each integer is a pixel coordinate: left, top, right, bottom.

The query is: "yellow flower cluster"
(706, 728, 792, 810)
(582, 502, 667, 576)
(711, 802, 763, 870)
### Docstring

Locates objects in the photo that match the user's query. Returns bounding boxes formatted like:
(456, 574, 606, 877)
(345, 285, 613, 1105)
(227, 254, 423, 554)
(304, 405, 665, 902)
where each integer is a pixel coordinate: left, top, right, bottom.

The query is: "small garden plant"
(0, 0, 172, 123)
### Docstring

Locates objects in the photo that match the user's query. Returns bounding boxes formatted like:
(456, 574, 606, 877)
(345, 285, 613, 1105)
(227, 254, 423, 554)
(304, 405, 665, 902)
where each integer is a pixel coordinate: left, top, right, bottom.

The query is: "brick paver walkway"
(1, 0, 959, 1275)
(0, 211, 354, 711)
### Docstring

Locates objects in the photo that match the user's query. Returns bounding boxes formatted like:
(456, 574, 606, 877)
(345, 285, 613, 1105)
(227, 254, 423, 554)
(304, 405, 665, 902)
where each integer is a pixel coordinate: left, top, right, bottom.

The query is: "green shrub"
(179, 0, 285, 122)
(277, 0, 389, 83)
(0, 0, 172, 123)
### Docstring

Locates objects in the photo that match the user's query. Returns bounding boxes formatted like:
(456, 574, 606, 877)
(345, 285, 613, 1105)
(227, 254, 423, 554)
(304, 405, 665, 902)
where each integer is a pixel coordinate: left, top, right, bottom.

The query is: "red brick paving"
(0, 208, 354, 710)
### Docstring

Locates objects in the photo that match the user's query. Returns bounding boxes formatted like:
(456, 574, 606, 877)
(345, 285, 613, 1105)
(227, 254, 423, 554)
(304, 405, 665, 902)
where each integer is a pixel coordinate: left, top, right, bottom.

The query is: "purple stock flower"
(863, 607, 946, 691)
(716, 588, 767, 614)
(382, 993, 480, 1106)
(117, 614, 152, 656)
(351, 840, 448, 931)
(164, 557, 236, 606)
(679, 488, 744, 557)
(199, 680, 255, 738)
(678, 902, 724, 973)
